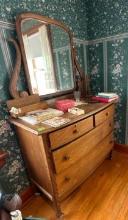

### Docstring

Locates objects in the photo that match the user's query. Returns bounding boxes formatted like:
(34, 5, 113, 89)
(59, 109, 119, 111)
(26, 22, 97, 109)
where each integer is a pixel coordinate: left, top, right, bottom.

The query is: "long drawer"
(95, 104, 115, 126)
(56, 133, 113, 200)
(49, 116, 93, 149)
(53, 117, 114, 174)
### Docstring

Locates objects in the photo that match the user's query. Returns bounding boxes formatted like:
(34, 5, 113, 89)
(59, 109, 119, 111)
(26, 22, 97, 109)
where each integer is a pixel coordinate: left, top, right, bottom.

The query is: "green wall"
(0, 0, 88, 193)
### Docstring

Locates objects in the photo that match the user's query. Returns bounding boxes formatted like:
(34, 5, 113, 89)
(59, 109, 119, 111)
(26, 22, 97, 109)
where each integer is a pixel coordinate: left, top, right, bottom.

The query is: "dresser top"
(10, 102, 114, 135)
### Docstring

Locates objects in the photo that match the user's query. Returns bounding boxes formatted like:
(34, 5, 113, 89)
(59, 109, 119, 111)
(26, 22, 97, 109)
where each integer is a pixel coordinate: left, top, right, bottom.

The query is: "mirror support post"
(73, 45, 90, 98)
(8, 38, 29, 98)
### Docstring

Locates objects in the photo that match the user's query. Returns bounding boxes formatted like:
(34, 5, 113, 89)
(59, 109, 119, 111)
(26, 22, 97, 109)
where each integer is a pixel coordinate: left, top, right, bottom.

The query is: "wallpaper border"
(0, 21, 15, 29)
(0, 21, 15, 76)
(74, 32, 128, 45)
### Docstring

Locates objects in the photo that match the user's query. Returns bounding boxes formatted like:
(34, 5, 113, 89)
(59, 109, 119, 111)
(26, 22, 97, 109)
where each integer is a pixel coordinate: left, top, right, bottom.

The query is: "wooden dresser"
(10, 102, 115, 217)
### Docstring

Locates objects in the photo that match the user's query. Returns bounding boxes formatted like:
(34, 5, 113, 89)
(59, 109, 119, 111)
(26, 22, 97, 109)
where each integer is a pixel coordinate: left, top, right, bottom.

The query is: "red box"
(55, 99, 75, 112)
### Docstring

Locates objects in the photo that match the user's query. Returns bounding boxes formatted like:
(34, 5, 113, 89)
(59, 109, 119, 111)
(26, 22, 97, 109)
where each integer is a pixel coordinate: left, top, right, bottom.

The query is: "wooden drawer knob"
(109, 140, 113, 144)
(73, 129, 78, 134)
(109, 122, 112, 127)
(64, 176, 70, 182)
(63, 155, 70, 161)
(106, 112, 109, 116)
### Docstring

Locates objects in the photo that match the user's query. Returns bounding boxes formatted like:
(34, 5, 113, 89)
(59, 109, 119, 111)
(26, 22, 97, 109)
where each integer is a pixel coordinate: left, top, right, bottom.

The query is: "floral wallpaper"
(87, 43, 104, 95)
(86, 0, 128, 40)
(0, 102, 29, 193)
(0, 0, 88, 194)
(107, 39, 128, 143)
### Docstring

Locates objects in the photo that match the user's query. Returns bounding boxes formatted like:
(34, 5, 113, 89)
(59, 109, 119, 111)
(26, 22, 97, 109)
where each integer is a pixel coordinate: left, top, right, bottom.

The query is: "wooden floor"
(22, 151, 128, 220)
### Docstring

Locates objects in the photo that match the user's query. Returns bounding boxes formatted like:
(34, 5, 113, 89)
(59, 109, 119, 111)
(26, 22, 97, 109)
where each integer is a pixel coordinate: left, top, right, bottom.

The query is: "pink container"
(55, 99, 75, 112)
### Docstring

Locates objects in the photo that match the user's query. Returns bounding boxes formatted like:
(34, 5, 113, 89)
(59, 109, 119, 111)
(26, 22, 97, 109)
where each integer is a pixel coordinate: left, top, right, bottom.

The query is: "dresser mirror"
(15, 13, 83, 99)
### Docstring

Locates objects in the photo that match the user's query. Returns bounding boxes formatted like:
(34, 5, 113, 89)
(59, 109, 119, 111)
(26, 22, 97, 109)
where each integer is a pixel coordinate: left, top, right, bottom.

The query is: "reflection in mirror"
(21, 18, 74, 96)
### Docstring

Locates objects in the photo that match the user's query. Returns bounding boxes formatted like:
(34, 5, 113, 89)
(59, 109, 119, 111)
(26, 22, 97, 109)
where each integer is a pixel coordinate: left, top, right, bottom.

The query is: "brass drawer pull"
(63, 155, 70, 161)
(64, 176, 70, 182)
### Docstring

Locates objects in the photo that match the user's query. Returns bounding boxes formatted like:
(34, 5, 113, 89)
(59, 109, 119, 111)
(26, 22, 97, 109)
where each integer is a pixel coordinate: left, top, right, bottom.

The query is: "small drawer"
(56, 133, 113, 200)
(49, 116, 93, 149)
(53, 117, 114, 174)
(95, 104, 115, 126)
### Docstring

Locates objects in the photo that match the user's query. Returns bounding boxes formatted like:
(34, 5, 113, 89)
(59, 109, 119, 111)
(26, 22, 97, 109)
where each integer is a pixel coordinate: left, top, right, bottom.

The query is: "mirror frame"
(16, 12, 81, 99)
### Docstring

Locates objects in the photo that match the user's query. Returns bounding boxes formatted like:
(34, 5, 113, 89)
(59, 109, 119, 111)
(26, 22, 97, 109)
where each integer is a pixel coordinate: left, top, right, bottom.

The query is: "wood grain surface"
(22, 151, 128, 220)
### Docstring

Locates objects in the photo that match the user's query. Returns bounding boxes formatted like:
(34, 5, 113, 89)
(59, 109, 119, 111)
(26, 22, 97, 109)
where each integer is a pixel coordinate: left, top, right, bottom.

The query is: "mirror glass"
(21, 18, 74, 96)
